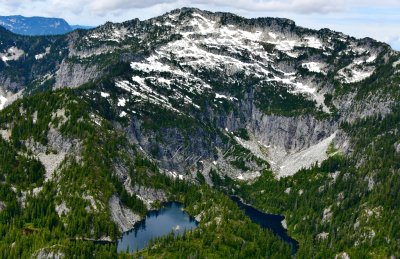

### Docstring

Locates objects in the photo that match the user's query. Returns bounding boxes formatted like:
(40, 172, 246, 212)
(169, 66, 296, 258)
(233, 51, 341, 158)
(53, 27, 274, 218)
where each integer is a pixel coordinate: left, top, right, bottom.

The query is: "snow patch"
(34, 47, 50, 60)
(337, 66, 375, 83)
(100, 92, 110, 98)
(116, 80, 181, 113)
(268, 32, 277, 39)
(0, 95, 7, 110)
(302, 62, 326, 74)
(167, 171, 184, 180)
(366, 55, 377, 63)
(117, 97, 126, 107)
(119, 111, 127, 117)
(264, 73, 327, 109)
(215, 93, 237, 101)
(87, 26, 130, 43)
(0, 47, 24, 62)
(304, 36, 323, 49)
(269, 39, 298, 51)
(0, 89, 23, 111)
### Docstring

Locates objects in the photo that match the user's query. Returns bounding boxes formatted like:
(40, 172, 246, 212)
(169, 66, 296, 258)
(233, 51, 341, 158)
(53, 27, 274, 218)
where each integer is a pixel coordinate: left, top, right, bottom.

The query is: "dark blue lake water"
(117, 198, 298, 254)
(117, 202, 198, 253)
(231, 196, 299, 254)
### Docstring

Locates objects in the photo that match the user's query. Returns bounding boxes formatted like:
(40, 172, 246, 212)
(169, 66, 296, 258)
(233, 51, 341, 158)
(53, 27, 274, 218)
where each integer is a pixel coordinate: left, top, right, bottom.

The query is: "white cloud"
(89, 0, 177, 12)
(0, 0, 399, 50)
(193, 0, 346, 14)
(3, 0, 400, 16)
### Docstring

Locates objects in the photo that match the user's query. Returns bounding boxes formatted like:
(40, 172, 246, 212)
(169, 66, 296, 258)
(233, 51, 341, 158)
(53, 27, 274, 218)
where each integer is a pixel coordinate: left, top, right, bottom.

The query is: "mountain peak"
(163, 7, 296, 26)
(0, 15, 91, 36)
(0, 8, 399, 258)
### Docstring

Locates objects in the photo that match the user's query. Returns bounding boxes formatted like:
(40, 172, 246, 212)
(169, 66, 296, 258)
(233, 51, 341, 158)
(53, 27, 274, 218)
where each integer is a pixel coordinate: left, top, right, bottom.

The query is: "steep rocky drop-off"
(0, 7, 399, 258)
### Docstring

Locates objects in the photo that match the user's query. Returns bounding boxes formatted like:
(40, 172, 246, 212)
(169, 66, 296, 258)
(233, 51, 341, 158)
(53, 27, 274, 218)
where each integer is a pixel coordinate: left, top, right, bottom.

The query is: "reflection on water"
(117, 202, 198, 253)
(231, 196, 299, 254)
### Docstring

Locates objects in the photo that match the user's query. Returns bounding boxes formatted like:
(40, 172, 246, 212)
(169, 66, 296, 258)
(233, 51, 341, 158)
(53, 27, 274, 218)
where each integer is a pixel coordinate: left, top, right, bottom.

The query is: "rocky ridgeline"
(0, 8, 398, 179)
(0, 8, 399, 246)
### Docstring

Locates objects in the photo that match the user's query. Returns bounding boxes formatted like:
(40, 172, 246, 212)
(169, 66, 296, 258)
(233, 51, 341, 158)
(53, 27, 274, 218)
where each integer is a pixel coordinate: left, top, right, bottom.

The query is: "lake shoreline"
(230, 195, 299, 255)
(117, 201, 198, 253)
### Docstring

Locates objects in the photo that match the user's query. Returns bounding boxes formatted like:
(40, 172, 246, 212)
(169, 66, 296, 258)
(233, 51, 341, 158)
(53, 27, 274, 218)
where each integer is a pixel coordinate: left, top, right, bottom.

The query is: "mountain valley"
(0, 7, 399, 258)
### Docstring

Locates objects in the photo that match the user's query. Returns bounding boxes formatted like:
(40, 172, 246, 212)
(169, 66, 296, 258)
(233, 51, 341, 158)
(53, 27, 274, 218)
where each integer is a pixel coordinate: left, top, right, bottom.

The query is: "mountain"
(0, 7, 399, 258)
(0, 15, 92, 36)
(70, 25, 95, 30)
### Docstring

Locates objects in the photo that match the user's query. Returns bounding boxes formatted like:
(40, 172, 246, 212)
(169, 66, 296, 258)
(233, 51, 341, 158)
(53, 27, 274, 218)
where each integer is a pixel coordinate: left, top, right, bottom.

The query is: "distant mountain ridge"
(0, 15, 93, 36)
(0, 8, 399, 258)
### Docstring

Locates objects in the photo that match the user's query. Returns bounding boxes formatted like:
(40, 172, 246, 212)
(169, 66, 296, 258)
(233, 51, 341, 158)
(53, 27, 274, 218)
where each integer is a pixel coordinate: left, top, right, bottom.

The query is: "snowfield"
(0, 47, 25, 62)
(302, 62, 326, 74)
(118, 11, 342, 113)
(0, 95, 7, 110)
(337, 65, 375, 84)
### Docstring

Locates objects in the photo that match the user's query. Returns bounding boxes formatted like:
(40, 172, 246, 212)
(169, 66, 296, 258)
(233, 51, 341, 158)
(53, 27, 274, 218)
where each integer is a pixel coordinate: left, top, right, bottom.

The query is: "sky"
(1, 0, 399, 50)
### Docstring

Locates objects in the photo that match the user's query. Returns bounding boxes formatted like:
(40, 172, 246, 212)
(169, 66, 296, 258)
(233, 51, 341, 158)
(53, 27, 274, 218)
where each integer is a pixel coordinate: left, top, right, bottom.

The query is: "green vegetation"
(1, 9, 399, 259)
(255, 82, 319, 116)
(137, 185, 292, 259)
(0, 88, 292, 258)
(234, 128, 250, 140)
(236, 106, 400, 258)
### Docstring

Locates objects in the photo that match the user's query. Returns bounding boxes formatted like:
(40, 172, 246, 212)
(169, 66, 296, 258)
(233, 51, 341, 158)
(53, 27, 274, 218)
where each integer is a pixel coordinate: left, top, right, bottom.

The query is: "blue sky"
(1, 0, 399, 50)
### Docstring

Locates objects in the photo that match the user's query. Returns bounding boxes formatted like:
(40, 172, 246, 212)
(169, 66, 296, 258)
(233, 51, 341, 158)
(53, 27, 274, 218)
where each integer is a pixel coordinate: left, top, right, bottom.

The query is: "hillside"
(0, 15, 91, 36)
(0, 7, 399, 258)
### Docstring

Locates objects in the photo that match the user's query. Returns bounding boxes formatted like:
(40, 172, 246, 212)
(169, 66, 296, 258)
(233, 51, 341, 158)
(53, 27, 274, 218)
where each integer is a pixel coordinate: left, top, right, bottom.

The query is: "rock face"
(0, 8, 399, 257)
(335, 252, 350, 259)
(0, 7, 398, 215)
(271, 132, 337, 177)
(395, 142, 400, 153)
(322, 206, 333, 223)
(126, 92, 339, 178)
(0, 75, 24, 92)
(114, 163, 167, 209)
(55, 201, 69, 217)
(109, 195, 141, 232)
(132, 185, 167, 209)
(128, 119, 224, 177)
(250, 114, 337, 153)
(100, 8, 394, 179)
(23, 128, 81, 181)
(35, 248, 64, 259)
(54, 61, 100, 89)
(0, 201, 5, 212)
(0, 10, 396, 181)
